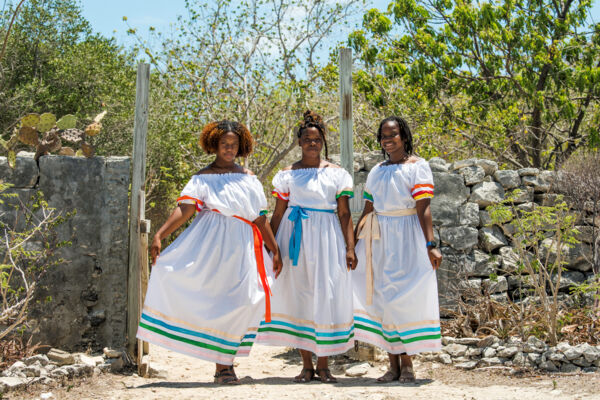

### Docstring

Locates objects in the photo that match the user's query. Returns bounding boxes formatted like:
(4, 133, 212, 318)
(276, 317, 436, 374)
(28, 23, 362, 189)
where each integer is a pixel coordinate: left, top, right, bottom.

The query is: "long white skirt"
(255, 208, 354, 356)
(353, 214, 441, 355)
(137, 210, 273, 365)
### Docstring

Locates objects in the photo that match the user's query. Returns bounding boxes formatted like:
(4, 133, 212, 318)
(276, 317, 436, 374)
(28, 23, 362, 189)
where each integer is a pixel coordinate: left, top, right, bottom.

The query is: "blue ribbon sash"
(287, 206, 335, 266)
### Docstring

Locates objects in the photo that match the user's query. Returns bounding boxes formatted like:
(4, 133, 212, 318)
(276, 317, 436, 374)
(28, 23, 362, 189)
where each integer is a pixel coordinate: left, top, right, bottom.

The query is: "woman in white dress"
(256, 111, 356, 383)
(137, 121, 282, 384)
(353, 116, 442, 383)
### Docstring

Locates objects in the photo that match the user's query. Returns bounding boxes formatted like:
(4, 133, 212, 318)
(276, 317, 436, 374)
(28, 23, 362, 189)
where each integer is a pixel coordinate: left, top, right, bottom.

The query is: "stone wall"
(342, 152, 596, 313)
(1, 153, 130, 352)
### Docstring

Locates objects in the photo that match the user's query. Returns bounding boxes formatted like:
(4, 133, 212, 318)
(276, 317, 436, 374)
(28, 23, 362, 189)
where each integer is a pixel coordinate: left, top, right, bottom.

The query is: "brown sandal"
(316, 368, 337, 383)
(398, 365, 415, 383)
(293, 367, 315, 383)
(214, 367, 240, 385)
(376, 369, 400, 383)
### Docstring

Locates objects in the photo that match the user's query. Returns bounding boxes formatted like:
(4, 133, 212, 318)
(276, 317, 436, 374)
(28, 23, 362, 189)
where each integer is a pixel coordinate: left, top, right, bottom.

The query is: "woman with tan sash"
(352, 116, 442, 383)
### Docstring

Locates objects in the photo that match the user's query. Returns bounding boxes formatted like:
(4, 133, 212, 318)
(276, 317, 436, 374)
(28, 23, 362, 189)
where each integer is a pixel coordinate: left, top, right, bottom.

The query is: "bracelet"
(426, 240, 437, 248)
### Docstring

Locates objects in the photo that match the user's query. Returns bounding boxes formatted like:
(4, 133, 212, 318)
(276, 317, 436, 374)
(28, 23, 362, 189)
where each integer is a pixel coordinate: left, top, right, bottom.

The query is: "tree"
(131, 0, 364, 181)
(350, 0, 600, 169)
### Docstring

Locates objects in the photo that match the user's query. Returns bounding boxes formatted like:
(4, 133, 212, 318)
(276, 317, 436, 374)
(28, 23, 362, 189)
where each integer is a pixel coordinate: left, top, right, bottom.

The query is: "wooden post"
(339, 48, 353, 181)
(127, 63, 150, 358)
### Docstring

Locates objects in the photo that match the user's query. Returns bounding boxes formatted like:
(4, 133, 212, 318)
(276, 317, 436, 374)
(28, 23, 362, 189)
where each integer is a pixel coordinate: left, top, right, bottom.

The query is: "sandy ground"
(10, 344, 600, 400)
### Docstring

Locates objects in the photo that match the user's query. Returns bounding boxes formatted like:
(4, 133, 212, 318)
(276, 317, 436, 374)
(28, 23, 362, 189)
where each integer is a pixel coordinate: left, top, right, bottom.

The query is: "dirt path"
(14, 344, 600, 399)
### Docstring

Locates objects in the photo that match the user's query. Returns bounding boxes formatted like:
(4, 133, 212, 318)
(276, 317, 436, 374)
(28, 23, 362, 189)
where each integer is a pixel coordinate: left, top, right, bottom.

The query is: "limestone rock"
(551, 270, 585, 291)
(573, 356, 592, 367)
(539, 360, 558, 372)
(23, 354, 49, 367)
(440, 226, 479, 251)
(0, 376, 27, 392)
(459, 202, 480, 227)
(560, 363, 580, 373)
(540, 239, 592, 272)
(477, 336, 498, 348)
(524, 336, 547, 353)
(482, 347, 497, 358)
(429, 157, 450, 172)
(518, 168, 539, 176)
(513, 352, 527, 367)
(458, 166, 485, 185)
(578, 343, 600, 363)
(74, 353, 97, 368)
(497, 347, 519, 358)
(480, 357, 504, 366)
(494, 170, 521, 189)
(458, 279, 482, 292)
(47, 349, 74, 366)
(431, 172, 470, 225)
(103, 347, 121, 358)
(478, 210, 492, 227)
(455, 361, 478, 370)
(344, 362, 370, 377)
(479, 226, 508, 252)
(499, 246, 520, 273)
(363, 151, 385, 171)
(437, 353, 452, 364)
(451, 159, 477, 170)
(444, 343, 468, 357)
(483, 276, 508, 294)
(507, 187, 534, 204)
(470, 182, 505, 208)
(471, 250, 499, 277)
(474, 159, 498, 176)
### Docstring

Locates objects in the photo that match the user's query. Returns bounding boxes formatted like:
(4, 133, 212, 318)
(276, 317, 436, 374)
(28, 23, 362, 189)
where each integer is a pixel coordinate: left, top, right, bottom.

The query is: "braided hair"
(199, 120, 253, 157)
(376, 116, 413, 158)
(297, 110, 328, 159)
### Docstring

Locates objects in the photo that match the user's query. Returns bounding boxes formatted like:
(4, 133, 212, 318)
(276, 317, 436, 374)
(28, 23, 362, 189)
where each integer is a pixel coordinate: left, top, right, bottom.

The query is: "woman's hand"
(428, 247, 442, 270)
(272, 251, 283, 278)
(150, 235, 162, 266)
(346, 248, 357, 270)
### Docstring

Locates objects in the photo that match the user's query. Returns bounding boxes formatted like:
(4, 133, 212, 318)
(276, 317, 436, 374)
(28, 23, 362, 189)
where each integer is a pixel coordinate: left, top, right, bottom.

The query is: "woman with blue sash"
(256, 110, 356, 383)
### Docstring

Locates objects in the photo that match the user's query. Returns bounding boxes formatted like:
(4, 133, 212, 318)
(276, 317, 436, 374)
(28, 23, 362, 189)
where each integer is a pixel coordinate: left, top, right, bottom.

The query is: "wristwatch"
(426, 241, 437, 249)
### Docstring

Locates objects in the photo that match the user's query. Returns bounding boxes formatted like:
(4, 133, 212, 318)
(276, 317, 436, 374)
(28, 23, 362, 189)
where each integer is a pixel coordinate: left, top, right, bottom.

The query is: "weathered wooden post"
(339, 48, 353, 181)
(127, 63, 150, 360)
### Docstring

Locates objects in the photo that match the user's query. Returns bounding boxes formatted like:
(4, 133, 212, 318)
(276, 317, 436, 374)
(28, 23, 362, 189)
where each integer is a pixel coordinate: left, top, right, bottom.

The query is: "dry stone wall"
(343, 152, 596, 313)
(1, 153, 130, 352)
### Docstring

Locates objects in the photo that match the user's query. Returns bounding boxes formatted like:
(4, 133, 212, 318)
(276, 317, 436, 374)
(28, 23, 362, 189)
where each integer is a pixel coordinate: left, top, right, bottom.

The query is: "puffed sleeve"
(335, 169, 354, 199)
(363, 166, 376, 203)
(271, 171, 289, 201)
(411, 160, 434, 201)
(177, 176, 205, 211)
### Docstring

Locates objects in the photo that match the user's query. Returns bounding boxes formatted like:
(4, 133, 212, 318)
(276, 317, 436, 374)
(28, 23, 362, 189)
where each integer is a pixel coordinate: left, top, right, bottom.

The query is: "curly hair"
(376, 116, 413, 158)
(297, 110, 329, 159)
(199, 120, 253, 157)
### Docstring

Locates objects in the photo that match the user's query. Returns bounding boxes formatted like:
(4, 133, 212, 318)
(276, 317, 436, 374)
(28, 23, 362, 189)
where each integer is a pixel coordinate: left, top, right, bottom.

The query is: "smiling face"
(298, 126, 323, 158)
(379, 120, 405, 156)
(216, 131, 240, 163)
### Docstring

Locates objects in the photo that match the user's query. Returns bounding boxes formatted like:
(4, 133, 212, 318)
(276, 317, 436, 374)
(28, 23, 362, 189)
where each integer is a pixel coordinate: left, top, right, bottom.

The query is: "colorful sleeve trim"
(177, 195, 204, 212)
(411, 183, 434, 200)
(271, 190, 289, 201)
(336, 189, 354, 199)
(259, 210, 268, 216)
(363, 191, 374, 202)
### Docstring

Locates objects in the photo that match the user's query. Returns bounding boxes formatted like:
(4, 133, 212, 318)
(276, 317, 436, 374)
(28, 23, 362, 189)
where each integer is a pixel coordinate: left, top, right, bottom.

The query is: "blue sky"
(81, 0, 599, 54)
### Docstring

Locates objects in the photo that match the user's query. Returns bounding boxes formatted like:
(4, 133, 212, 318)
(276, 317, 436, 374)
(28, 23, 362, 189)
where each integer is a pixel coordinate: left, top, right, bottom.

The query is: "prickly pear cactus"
(3, 110, 107, 166)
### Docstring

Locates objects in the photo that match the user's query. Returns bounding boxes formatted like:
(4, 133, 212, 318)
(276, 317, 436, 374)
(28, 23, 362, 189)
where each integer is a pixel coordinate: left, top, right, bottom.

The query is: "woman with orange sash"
(137, 121, 282, 384)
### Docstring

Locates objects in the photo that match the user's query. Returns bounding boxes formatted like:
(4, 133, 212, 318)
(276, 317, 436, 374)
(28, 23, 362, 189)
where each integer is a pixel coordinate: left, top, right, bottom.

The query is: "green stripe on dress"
(363, 191, 373, 201)
(336, 190, 354, 199)
(257, 327, 354, 345)
(355, 323, 441, 343)
(139, 322, 238, 354)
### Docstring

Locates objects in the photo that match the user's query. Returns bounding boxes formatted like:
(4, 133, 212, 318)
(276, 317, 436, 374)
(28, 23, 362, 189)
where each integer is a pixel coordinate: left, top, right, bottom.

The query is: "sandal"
(376, 369, 400, 383)
(293, 367, 315, 383)
(315, 368, 337, 383)
(398, 365, 415, 383)
(214, 367, 240, 385)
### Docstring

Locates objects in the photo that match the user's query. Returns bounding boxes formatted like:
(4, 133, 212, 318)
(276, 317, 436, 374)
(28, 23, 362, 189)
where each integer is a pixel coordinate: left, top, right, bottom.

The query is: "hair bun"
(303, 110, 323, 125)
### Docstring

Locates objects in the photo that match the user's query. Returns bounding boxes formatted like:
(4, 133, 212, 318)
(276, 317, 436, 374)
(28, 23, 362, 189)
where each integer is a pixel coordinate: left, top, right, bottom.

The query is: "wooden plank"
(339, 48, 353, 181)
(127, 63, 150, 358)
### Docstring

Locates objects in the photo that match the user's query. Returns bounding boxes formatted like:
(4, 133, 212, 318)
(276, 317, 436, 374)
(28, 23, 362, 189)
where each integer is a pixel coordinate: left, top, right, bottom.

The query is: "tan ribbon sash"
(356, 208, 417, 305)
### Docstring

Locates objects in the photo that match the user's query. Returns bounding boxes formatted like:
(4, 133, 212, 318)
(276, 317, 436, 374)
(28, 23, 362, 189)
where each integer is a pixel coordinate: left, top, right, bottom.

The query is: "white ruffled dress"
(353, 159, 442, 355)
(137, 173, 274, 365)
(255, 167, 355, 356)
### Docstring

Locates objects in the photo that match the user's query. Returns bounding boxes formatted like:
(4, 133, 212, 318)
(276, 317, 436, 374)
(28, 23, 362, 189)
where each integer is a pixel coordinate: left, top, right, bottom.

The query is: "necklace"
(386, 152, 409, 165)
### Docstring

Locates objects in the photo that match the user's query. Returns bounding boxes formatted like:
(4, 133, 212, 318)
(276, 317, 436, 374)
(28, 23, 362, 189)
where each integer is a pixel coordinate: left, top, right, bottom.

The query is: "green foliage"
(0, 185, 72, 340)
(487, 193, 579, 344)
(352, 0, 600, 169)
